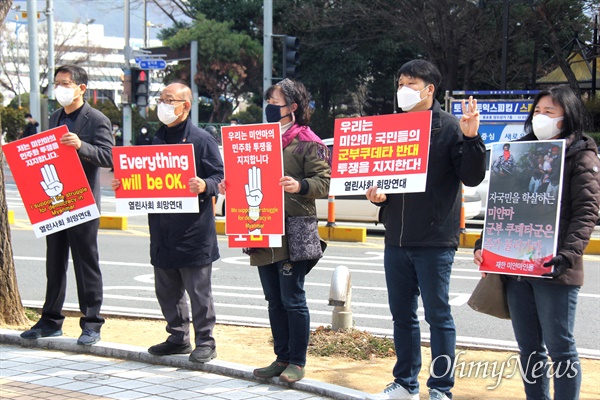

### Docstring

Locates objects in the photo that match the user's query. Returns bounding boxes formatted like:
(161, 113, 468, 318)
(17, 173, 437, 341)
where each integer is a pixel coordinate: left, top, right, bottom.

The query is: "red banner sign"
(221, 123, 285, 247)
(3, 125, 99, 237)
(330, 111, 432, 195)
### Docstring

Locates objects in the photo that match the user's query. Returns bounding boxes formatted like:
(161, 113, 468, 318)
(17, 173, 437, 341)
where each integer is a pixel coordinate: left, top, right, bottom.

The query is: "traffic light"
(283, 36, 300, 78)
(131, 68, 149, 107)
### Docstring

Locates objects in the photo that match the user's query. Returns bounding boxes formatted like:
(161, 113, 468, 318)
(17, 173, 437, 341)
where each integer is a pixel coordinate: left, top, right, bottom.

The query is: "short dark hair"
(25, 113, 32, 118)
(503, 143, 510, 150)
(524, 85, 589, 141)
(398, 59, 442, 92)
(55, 65, 88, 86)
(264, 78, 313, 126)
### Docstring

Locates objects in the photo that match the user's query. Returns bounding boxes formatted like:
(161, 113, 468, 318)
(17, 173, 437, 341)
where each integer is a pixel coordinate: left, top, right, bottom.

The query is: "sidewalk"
(0, 330, 366, 400)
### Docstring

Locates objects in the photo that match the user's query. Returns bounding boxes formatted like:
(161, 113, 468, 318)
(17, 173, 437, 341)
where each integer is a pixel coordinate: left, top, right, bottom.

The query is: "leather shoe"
(148, 341, 193, 356)
(77, 329, 101, 346)
(20, 328, 63, 340)
(189, 346, 217, 363)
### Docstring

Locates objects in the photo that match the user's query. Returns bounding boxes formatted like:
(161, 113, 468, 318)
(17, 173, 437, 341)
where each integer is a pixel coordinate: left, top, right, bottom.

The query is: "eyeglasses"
(157, 98, 185, 105)
(53, 80, 77, 88)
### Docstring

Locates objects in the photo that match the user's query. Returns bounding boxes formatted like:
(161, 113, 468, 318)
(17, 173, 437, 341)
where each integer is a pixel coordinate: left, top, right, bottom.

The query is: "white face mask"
(157, 102, 182, 125)
(55, 85, 79, 107)
(532, 114, 564, 140)
(397, 85, 429, 111)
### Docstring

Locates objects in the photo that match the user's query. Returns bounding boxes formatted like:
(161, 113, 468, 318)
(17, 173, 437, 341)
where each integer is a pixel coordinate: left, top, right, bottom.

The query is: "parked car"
(474, 145, 492, 219)
(215, 139, 482, 223)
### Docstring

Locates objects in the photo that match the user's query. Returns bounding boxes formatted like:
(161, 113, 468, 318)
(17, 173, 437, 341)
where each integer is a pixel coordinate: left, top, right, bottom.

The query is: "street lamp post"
(145, 21, 163, 48)
(86, 18, 95, 65)
(14, 20, 26, 108)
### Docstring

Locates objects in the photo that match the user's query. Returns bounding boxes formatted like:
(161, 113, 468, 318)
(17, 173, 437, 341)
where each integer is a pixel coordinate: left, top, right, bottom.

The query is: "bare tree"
(0, 0, 29, 327)
(0, 20, 107, 99)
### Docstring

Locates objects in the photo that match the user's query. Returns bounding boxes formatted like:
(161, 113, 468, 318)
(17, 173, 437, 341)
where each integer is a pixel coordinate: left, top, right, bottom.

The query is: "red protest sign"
(221, 123, 284, 245)
(112, 144, 198, 213)
(479, 140, 563, 277)
(3, 125, 99, 238)
(227, 233, 283, 249)
(330, 111, 432, 195)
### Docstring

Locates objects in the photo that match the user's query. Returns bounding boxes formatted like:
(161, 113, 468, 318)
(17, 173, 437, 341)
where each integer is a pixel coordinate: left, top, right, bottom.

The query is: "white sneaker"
(428, 388, 451, 400)
(365, 382, 419, 400)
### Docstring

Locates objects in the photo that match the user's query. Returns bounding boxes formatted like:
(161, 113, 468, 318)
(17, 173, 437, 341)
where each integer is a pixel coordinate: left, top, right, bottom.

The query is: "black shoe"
(148, 341, 193, 356)
(189, 346, 217, 363)
(77, 329, 101, 346)
(20, 328, 63, 340)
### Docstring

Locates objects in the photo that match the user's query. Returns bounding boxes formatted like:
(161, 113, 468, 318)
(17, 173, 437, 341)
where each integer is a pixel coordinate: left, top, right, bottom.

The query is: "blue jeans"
(384, 246, 456, 397)
(257, 259, 310, 367)
(506, 278, 581, 400)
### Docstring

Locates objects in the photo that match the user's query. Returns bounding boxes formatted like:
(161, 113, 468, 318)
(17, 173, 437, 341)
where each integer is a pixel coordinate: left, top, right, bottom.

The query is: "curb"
(216, 219, 367, 242)
(0, 330, 367, 400)
(15, 212, 600, 253)
(99, 214, 128, 230)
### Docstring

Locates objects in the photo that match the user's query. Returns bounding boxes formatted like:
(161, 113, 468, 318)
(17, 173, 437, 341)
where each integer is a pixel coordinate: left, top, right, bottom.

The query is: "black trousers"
(154, 264, 216, 348)
(36, 218, 104, 332)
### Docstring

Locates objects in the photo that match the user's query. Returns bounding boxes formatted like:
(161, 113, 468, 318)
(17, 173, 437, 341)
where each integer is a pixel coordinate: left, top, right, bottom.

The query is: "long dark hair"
(264, 78, 313, 126)
(524, 86, 589, 141)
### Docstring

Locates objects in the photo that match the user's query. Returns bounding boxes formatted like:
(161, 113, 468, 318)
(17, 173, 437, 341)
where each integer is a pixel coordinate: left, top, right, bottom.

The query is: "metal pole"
(16, 22, 21, 109)
(263, 0, 273, 122)
(592, 15, 598, 99)
(123, 0, 133, 146)
(500, 0, 509, 90)
(27, 0, 41, 121)
(191, 40, 199, 127)
(46, 0, 55, 100)
(143, 0, 147, 48)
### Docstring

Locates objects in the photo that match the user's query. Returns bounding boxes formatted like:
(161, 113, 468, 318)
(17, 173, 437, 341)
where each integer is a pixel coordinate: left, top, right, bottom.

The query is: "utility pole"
(143, 0, 147, 48)
(191, 40, 199, 127)
(27, 0, 41, 122)
(123, 0, 133, 146)
(46, 0, 54, 100)
(263, 0, 273, 122)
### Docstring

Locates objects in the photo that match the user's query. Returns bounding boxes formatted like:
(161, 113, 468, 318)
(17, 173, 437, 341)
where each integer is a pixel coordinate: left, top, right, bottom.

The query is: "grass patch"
(308, 326, 395, 360)
(24, 308, 40, 322)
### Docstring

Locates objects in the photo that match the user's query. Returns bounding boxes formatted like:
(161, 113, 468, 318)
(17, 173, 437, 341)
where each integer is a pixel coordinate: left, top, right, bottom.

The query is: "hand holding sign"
(40, 164, 64, 205)
(245, 166, 263, 222)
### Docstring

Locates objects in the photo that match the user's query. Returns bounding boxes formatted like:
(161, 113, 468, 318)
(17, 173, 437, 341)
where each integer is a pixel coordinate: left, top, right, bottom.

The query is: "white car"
(215, 139, 482, 223)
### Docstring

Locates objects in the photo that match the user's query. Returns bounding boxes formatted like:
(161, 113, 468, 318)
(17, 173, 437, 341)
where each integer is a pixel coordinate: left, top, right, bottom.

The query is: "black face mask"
(265, 104, 291, 123)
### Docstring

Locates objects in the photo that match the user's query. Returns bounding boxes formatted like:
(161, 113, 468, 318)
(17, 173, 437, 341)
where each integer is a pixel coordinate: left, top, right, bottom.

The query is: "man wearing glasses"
(21, 65, 113, 346)
(113, 82, 223, 363)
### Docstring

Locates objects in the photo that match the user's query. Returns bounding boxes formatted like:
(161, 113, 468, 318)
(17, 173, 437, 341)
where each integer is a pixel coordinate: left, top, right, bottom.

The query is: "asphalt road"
(5, 167, 600, 358)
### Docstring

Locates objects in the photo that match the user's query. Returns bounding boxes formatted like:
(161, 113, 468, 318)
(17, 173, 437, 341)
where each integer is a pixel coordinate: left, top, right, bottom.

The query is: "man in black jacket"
(20, 65, 113, 346)
(114, 83, 223, 363)
(365, 60, 486, 400)
(22, 113, 39, 137)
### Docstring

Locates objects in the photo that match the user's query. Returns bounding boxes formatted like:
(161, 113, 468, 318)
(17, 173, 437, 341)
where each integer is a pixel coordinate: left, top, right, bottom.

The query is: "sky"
(7, 0, 179, 41)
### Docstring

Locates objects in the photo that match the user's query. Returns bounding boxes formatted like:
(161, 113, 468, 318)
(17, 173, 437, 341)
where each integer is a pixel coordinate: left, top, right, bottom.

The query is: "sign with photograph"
(329, 111, 432, 195)
(112, 144, 198, 214)
(479, 140, 564, 277)
(221, 123, 285, 248)
(3, 125, 99, 237)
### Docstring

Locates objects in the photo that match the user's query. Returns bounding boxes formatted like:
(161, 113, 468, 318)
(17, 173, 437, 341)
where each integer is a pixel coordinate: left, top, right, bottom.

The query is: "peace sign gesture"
(460, 96, 480, 138)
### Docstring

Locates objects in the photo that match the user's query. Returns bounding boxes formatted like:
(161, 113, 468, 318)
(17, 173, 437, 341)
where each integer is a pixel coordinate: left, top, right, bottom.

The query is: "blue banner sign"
(138, 58, 167, 70)
(452, 90, 540, 96)
(478, 124, 526, 145)
(451, 100, 533, 122)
